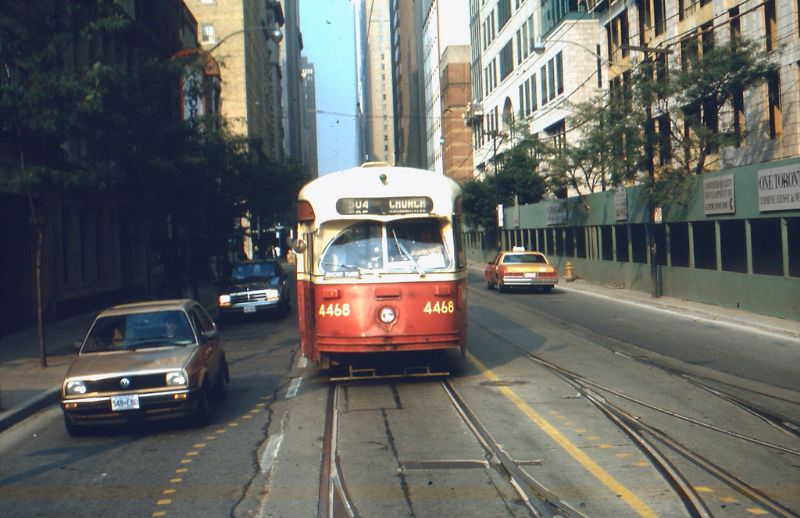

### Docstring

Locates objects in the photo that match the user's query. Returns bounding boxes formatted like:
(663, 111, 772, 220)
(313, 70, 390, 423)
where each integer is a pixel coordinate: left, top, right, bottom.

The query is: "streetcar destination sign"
(336, 197, 434, 215)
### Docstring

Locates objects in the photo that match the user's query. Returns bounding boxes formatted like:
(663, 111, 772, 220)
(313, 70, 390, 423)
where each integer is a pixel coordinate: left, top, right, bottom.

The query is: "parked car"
(484, 249, 559, 293)
(217, 259, 290, 318)
(61, 299, 229, 436)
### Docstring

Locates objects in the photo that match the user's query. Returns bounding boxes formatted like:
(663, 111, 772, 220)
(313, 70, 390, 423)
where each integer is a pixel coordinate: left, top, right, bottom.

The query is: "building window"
(767, 71, 782, 139)
(555, 52, 564, 95)
(200, 24, 216, 44)
(498, 0, 512, 30)
(764, 0, 777, 51)
(500, 40, 514, 80)
(607, 11, 629, 63)
(540, 65, 548, 104)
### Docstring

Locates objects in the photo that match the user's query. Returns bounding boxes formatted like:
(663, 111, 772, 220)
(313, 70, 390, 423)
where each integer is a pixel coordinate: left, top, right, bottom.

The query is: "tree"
(0, 1, 130, 367)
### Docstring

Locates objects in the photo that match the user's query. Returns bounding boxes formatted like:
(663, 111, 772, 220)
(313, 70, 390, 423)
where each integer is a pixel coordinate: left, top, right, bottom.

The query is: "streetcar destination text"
(336, 197, 434, 215)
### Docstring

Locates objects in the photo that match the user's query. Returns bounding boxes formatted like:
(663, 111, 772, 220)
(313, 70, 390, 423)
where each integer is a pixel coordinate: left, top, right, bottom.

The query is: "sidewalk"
(2, 270, 798, 434)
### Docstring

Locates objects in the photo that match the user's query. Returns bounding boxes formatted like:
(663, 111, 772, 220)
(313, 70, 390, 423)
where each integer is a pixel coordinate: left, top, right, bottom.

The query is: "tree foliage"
(0, 2, 305, 362)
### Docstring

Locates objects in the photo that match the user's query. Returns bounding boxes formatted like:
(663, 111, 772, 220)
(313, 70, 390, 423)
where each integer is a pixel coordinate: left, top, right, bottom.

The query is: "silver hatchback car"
(61, 299, 229, 436)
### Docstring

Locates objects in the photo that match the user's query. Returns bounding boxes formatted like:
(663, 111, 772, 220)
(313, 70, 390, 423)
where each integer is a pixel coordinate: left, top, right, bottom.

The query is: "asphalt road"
(2, 272, 799, 517)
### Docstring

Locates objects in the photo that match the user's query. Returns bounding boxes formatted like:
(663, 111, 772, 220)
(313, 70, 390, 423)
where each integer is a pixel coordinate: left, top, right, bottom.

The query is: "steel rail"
(527, 354, 798, 518)
(318, 383, 358, 518)
(440, 379, 589, 518)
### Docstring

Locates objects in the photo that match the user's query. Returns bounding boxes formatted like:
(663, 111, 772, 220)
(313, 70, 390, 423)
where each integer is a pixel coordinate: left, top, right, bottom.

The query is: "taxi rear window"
(502, 254, 545, 264)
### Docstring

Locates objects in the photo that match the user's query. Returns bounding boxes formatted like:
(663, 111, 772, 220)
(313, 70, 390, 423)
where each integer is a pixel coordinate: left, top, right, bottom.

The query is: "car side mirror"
(201, 329, 218, 342)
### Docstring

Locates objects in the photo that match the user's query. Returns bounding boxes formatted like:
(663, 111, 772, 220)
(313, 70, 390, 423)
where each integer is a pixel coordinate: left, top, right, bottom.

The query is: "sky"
(299, 0, 358, 175)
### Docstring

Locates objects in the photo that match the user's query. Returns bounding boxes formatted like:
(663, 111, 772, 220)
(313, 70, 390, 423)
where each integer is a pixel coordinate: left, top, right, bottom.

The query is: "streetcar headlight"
(379, 306, 396, 324)
(166, 370, 187, 386)
(66, 380, 87, 395)
(218, 294, 231, 306)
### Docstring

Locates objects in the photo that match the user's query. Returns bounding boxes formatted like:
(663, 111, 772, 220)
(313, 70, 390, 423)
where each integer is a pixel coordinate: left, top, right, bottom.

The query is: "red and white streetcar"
(292, 163, 467, 376)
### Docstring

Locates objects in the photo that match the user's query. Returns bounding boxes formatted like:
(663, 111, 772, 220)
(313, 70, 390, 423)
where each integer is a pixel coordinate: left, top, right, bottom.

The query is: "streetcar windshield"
(319, 219, 451, 275)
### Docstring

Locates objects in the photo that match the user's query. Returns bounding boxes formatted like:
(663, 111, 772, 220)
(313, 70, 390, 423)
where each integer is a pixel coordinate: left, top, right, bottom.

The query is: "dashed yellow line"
(747, 508, 769, 515)
(467, 352, 659, 518)
(170, 478, 182, 483)
(156, 499, 172, 505)
(152, 512, 167, 517)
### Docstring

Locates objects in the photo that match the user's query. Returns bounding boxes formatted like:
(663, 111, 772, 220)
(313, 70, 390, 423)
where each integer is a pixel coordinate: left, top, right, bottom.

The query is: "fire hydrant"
(564, 261, 575, 282)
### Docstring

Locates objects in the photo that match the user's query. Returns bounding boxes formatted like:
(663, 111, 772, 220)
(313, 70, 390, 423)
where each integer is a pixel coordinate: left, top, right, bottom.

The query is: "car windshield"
(81, 310, 195, 352)
(231, 262, 278, 280)
(319, 219, 451, 275)
(502, 254, 546, 264)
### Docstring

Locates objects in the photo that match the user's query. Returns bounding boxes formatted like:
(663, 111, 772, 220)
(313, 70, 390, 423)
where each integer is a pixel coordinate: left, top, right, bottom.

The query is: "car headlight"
(218, 294, 231, 306)
(166, 370, 187, 386)
(66, 380, 87, 395)
(266, 289, 280, 301)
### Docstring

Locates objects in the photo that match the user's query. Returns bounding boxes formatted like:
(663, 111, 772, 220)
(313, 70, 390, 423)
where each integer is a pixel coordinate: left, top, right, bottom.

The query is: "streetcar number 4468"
(423, 300, 454, 314)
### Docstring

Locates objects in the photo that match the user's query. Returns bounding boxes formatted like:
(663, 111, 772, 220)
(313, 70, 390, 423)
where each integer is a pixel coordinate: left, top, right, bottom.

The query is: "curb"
(0, 387, 60, 433)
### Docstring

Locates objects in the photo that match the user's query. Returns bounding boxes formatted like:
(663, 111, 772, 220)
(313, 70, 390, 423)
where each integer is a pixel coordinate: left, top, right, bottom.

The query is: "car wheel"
(215, 360, 228, 401)
(497, 280, 506, 293)
(63, 413, 85, 437)
(191, 380, 213, 426)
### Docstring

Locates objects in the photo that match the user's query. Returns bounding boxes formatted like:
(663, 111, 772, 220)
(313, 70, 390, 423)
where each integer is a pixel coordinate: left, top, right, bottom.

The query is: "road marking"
(170, 478, 182, 483)
(467, 352, 659, 518)
(163, 489, 176, 495)
(747, 508, 769, 515)
(719, 496, 739, 503)
(180, 459, 192, 464)
(176, 468, 188, 474)
(260, 434, 284, 474)
(286, 377, 302, 399)
(156, 499, 172, 505)
(694, 486, 714, 493)
(152, 512, 166, 517)
(186, 451, 199, 457)
(194, 443, 207, 448)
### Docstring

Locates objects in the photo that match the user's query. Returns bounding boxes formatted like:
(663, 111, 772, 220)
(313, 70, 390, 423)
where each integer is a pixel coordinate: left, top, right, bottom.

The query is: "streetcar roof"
(298, 166, 462, 225)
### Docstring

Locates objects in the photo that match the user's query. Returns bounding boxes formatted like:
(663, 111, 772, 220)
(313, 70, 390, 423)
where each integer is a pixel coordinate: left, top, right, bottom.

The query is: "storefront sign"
(614, 189, 628, 221)
(758, 164, 800, 212)
(703, 174, 735, 215)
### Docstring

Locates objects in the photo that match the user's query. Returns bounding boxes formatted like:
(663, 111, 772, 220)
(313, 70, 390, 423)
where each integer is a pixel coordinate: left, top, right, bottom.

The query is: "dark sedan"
(217, 260, 291, 317)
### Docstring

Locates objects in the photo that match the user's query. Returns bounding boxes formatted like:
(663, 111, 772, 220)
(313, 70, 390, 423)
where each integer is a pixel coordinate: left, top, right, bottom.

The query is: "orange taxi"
(484, 249, 559, 293)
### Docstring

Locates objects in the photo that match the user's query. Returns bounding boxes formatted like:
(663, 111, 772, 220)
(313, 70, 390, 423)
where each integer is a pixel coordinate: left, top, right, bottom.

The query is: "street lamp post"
(487, 129, 507, 250)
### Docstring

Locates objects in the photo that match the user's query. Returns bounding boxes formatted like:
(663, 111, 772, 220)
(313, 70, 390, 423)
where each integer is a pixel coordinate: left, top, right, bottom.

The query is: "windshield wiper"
(391, 230, 426, 277)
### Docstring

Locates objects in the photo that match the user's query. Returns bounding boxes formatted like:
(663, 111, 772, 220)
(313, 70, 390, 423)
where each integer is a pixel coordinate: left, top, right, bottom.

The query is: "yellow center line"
(467, 352, 659, 518)
(175, 468, 188, 474)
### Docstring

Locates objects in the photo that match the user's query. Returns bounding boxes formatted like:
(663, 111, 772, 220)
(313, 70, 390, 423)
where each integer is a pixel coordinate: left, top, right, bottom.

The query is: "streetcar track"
(467, 287, 800, 516)
(441, 378, 589, 518)
(471, 283, 800, 450)
(522, 353, 799, 518)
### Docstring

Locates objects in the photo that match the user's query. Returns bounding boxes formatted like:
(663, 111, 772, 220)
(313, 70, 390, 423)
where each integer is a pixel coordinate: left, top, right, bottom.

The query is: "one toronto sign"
(758, 164, 800, 212)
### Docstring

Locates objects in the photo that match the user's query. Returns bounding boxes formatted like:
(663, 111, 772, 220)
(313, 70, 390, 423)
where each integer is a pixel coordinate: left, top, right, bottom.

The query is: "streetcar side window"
(320, 221, 383, 272)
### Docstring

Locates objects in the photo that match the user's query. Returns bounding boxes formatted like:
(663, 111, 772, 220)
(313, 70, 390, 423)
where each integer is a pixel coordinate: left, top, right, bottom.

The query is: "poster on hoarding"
(703, 174, 735, 215)
(758, 164, 800, 212)
(614, 189, 628, 221)
(546, 201, 566, 226)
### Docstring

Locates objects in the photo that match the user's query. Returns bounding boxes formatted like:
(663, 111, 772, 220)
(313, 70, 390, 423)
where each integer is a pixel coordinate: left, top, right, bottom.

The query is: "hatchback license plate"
(111, 394, 140, 411)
